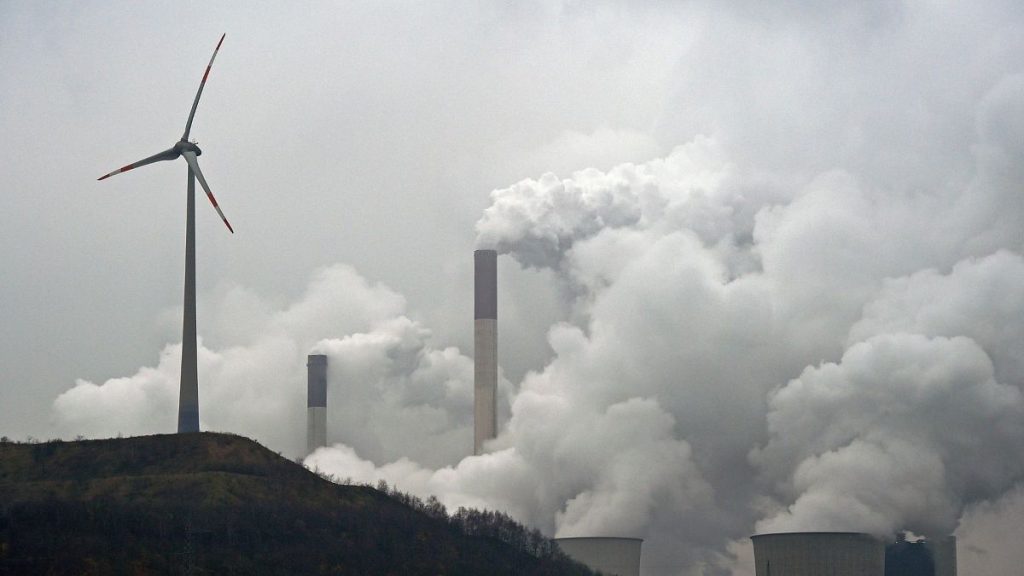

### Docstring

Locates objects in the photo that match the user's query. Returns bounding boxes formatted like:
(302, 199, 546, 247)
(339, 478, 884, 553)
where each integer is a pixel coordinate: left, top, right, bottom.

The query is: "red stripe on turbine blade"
(216, 34, 225, 50)
(205, 192, 218, 206)
(224, 219, 234, 234)
(98, 165, 129, 180)
(202, 66, 211, 82)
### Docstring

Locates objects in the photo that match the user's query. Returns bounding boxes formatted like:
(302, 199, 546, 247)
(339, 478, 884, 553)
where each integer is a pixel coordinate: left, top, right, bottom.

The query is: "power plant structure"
(307, 354, 328, 455)
(751, 532, 957, 576)
(474, 249, 498, 455)
(751, 532, 885, 576)
(554, 537, 642, 576)
(920, 537, 956, 576)
(885, 535, 957, 576)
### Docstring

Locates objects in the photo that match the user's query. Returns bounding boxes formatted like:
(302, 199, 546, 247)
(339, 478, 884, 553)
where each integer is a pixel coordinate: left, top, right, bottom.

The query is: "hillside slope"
(0, 433, 593, 576)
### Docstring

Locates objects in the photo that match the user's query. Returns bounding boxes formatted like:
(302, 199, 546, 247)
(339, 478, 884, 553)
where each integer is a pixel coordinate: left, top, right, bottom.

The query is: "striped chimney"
(307, 354, 328, 455)
(474, 249, 498, 455)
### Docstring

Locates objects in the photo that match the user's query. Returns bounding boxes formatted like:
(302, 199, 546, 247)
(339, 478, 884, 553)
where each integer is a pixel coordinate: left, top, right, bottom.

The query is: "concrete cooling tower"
(474, 249, 497, 455)
(306, 354, 327, 455)
(751, 532, 884, 576)
(554, 537, 642, 576)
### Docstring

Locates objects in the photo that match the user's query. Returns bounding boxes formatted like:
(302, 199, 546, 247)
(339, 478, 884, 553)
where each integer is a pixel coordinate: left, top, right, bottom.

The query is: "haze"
(2, 2, 1023, 575)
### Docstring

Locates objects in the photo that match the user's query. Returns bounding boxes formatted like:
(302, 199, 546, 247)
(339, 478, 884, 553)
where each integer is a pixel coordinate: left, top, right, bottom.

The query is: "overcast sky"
(3, 2, 1024, 575)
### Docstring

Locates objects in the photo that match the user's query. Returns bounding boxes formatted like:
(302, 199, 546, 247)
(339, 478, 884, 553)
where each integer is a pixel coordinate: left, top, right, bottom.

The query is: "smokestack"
(307, 354, 328, 455)
(474, 249, 497, 455)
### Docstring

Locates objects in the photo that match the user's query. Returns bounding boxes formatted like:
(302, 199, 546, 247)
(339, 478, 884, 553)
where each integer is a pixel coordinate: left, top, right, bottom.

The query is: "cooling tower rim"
(554, 536, 644, 542)
(750, 531, 882, 540)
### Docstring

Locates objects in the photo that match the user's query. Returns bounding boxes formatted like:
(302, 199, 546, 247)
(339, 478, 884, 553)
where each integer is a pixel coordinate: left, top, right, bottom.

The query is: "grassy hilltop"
(0, 433, 594, 576)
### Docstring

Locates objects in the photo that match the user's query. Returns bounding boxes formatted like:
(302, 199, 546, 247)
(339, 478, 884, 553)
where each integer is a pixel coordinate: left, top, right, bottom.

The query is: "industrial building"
(554, 537, 642, 576)
(306, 354, 328, 455)
(885, 535, 957, 576)
(474, 249, 498, 455)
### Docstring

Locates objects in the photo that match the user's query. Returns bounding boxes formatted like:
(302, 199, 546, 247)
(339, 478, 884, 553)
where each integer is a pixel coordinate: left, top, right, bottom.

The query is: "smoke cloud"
(753, 332, 1024, 537)
(312, 110, 1024, 571)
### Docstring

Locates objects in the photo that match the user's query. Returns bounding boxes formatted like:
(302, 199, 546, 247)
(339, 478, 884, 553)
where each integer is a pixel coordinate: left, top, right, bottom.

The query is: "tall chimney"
(474, 249, 497, 455)
(307, 354, 328, 455)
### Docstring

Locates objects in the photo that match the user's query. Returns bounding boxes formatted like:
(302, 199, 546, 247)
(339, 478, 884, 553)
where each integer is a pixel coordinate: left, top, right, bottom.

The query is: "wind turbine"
(98, 34, 233, 433)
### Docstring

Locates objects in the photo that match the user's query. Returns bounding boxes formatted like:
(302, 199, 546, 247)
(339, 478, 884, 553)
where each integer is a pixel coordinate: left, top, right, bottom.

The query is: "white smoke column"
(475, 137, 775, 278)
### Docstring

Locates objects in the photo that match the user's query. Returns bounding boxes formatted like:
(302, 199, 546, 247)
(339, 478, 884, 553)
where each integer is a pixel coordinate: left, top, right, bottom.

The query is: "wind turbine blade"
(182, 151, 233, 233)
(97, 147, 180, 180)
(182, 33, 226, 141)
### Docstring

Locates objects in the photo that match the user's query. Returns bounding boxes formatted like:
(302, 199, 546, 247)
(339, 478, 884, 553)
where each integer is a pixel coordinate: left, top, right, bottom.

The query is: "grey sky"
(3, 2, 1024, 575)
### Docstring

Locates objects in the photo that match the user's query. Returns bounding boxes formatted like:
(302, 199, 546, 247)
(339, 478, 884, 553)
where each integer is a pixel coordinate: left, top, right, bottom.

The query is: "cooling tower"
(306, 354, 328, 455)
(751, 532, 884, 576)
(474, 249, 497, 456)
(554, 537, 642, 576)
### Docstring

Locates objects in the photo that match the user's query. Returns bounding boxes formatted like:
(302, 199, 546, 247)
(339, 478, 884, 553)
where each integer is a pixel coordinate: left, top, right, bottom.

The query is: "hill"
(0, 433, 594, 575)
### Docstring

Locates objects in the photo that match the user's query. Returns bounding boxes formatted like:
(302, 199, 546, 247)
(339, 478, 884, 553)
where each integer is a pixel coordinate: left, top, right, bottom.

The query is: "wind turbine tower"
(97, 34, 234, 433)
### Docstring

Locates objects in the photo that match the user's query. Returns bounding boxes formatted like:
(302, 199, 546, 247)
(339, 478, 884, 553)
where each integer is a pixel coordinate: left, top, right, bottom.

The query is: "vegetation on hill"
(0, 433, 596, 576)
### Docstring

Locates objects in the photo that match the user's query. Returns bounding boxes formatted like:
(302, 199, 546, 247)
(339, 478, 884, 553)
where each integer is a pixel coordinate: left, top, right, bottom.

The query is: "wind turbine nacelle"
(175, 140, 202, 156)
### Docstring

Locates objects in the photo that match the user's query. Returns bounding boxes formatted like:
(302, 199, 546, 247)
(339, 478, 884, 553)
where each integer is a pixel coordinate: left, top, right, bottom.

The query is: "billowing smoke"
(750, 251, 1024, 537)
(310, 315, 491, 469)
(753, 332, 1024, 537)
(327, 70, 1023, 570)
(312, 117, 1024, 573)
